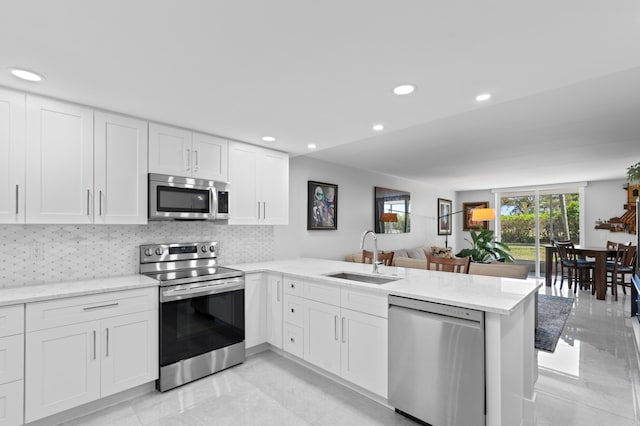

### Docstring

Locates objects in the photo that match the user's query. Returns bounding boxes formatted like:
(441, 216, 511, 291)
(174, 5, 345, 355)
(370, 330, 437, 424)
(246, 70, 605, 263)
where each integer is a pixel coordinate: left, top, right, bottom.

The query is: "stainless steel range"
(140, 241, 245, 392)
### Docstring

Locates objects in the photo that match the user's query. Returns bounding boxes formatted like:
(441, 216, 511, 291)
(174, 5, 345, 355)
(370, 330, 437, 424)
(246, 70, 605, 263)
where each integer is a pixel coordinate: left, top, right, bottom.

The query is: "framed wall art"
(307, 181, 338, 230)
(437, 198, 452, 235)
(463, 201, 490, 230)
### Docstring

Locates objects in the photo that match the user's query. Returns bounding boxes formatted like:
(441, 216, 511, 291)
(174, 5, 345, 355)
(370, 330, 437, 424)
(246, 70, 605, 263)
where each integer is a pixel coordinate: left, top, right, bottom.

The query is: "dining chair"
(362, 250, 395, 266)
(606, 244, 637, 299)
(554, 241, 595, 294)
(427, 255, 471, 274)
(606, 240, 618, 261)
(551, 239, 572, 286)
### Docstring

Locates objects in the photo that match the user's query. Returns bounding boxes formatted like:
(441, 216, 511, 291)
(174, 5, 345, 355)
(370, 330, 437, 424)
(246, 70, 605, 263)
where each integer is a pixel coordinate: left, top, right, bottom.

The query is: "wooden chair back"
(362, 250, 394, 266)
(427, 255, 471, 274)
(606, 240, 619, 261)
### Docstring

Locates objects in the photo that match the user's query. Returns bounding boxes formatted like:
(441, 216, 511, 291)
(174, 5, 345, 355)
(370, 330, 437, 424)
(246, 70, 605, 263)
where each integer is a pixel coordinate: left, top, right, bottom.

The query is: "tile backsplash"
(0, 223, 274, 288)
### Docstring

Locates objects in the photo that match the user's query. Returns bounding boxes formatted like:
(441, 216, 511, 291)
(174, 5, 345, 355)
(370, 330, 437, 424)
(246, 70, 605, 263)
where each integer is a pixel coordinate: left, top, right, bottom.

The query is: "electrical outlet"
(31, 246, 45, 261)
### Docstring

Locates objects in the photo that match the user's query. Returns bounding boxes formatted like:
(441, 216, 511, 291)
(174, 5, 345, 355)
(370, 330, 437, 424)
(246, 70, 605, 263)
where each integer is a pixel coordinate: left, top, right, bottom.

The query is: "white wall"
(273, 156, 455, 260)
(584, 178, 637, 247)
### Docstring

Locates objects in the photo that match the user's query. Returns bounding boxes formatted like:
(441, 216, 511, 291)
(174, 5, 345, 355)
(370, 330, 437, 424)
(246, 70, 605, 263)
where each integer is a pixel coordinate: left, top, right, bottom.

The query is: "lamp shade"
(379, 213, 398, 223)
(471, 208, 496, 221)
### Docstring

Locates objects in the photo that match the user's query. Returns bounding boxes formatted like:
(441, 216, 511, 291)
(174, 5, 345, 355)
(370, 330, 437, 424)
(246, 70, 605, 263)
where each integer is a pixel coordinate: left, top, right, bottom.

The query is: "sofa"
(345, 246, 530, 280)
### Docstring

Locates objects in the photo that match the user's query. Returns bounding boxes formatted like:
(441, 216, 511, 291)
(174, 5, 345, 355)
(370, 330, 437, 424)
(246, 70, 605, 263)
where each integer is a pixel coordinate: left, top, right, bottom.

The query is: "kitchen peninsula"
(231, 258, 540, 426)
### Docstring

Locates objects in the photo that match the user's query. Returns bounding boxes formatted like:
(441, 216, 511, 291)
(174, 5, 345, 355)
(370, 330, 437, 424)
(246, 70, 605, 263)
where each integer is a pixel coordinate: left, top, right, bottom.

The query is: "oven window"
(160, 289, 244, 366)
(157, 186, 210, 213)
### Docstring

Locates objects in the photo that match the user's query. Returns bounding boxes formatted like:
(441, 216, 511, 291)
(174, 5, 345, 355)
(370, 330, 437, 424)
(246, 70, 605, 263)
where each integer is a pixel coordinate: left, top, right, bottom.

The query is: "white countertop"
(229, 258, 541, 315)
(0, 274, 159, 306)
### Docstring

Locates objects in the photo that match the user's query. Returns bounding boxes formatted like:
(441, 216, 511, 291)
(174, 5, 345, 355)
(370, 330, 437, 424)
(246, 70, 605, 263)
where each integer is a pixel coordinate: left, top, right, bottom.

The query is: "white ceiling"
(2, 1, 639, 190)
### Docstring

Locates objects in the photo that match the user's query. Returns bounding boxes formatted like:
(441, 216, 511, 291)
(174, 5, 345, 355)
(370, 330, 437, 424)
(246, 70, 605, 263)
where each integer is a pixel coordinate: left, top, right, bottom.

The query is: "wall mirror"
(374, 187, 411, 234)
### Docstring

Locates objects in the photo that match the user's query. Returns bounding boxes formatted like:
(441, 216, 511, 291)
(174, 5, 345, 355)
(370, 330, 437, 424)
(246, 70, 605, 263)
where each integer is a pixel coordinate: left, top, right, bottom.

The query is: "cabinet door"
(94, 112, 148, 224)
(193, 132, 228, 181)
(0, 380, 23, 426)
(25, 321, 101, 423)
(228, 141, 259, 224)
(245, 273, 268, 348)
(267, 274, 283, 348)
(100, 311, 158, 397)
(258, 149, 289, 225)
(148, 123, 192, 176)
(0, 89, 25, 224)
(304, 299, 341, 376)
(25, 96, 94, 224)
(340, 309, 388, 398)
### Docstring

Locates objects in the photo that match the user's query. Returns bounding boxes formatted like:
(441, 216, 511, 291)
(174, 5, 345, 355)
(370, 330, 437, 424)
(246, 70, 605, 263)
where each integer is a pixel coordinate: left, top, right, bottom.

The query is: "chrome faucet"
(360, 230, 381, 273)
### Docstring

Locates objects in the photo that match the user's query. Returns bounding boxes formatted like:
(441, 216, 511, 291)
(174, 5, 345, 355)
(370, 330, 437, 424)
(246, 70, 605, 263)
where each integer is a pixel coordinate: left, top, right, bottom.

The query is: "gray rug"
(535, 294, 573, 352)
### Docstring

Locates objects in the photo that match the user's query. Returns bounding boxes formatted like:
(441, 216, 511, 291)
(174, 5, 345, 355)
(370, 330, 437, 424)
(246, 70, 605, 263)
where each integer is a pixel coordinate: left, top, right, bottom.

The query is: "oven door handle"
(161, 280, 244, 303)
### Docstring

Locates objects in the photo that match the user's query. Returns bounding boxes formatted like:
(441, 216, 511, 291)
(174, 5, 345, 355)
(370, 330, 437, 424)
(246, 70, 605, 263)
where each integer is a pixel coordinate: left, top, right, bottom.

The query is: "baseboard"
(523, 392, 537, 426)
(26, 382, 155, 426)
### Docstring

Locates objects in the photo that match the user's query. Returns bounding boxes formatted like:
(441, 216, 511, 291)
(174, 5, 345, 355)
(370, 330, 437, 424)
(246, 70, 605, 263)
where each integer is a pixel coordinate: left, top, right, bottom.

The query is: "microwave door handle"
(210, 188, 218, 219)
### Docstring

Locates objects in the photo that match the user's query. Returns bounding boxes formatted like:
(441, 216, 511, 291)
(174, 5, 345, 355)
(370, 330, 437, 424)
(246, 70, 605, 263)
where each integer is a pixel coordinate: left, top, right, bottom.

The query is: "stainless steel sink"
(324, 271, 398, 285)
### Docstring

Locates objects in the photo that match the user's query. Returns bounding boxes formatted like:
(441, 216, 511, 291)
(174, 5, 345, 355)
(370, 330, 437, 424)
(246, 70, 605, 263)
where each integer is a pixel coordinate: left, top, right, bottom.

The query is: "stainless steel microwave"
(148, 173, 230, 221)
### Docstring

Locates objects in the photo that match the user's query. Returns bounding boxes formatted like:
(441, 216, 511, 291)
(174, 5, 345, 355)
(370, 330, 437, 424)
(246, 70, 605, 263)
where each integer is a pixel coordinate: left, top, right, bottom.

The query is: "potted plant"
(628, 162, 640, 184)
(455, 226, 515, 263)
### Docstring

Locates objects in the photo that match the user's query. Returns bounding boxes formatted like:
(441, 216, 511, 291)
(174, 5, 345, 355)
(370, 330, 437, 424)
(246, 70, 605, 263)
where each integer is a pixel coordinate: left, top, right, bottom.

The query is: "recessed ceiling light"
(261, 136, 276, 142)
(9, 68, 44, 82)
(307, 144, 317, 149)
(393, 84, 416, 95)
(372, 124, 384, 131)
(475, 93, 492, 102)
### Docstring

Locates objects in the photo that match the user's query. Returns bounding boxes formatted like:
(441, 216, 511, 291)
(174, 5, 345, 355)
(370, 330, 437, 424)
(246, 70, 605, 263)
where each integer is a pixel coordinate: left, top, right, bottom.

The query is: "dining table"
(544, 245, 616, 300)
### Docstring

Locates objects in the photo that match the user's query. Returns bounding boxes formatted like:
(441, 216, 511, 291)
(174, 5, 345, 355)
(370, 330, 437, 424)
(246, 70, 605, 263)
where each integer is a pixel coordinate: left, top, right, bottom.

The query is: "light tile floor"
(62, 282, 640, 425)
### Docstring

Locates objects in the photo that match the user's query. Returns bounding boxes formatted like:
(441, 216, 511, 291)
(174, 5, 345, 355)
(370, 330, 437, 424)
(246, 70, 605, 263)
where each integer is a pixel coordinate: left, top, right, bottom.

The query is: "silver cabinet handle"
(87, 189, 91, 216)
(263, 201, 266, 219)
(105, 328, 109, 357)
(99, 190, 103, 216)
(15, 185, 19, 214)
(92, 330, 96, 360)
(194, 150, 198, 171)
(277, 282, 281, 302)
(83, 302, 119, 311)
(334, 315, 339, 341)
(342, 317, 346, 343)
(257, 201, 261, 219)
(185, 148, 191, 171)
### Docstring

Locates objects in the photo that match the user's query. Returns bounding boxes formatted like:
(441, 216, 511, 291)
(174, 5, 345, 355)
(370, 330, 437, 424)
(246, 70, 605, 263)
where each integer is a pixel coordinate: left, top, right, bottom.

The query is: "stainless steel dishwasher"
(388, 295, 485, 426)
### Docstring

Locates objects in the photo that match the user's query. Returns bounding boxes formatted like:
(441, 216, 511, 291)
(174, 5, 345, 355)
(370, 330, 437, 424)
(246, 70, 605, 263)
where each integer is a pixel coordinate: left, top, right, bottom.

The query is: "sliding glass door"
(498, 188, 581, 278)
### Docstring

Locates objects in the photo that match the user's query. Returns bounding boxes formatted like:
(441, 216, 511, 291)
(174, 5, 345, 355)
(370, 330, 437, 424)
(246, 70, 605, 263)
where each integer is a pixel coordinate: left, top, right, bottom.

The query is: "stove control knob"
(144, 248, 152, 256)
(201, 245, 208, 253)
(155, 248, 164, 256)
(209, 245, 216, 253)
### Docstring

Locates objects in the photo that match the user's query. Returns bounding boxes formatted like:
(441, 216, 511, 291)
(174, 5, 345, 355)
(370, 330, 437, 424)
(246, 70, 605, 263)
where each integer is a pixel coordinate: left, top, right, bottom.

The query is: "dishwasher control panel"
(388, 295, 484, 323)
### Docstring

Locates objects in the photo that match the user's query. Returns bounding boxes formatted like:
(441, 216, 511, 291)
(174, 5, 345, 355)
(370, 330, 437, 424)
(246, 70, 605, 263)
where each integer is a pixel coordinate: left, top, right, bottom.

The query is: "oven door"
(159, 279, 245, 368)
(149, 173, 217, 220)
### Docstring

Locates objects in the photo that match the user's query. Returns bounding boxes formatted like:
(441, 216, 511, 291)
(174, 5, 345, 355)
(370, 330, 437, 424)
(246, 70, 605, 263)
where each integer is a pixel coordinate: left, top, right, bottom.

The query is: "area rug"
(535, 294, 573, 352)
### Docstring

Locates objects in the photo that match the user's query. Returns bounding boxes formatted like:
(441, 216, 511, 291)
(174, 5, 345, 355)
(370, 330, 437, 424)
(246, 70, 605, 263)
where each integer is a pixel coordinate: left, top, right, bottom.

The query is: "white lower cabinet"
(0, 305, 24, 426)
(245, 273, 268, 348)
(266, 273, 283, 348)
(282, 278, 388, 398)
(340, 308, 388, 398)
(25, 288, 158, 423)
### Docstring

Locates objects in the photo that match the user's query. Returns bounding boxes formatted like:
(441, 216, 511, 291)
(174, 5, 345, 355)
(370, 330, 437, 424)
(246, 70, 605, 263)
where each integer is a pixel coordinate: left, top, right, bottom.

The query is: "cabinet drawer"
(0, 380, 23, 426)
(283, 323, 304, 359)
(283, 277, 304, 296)
(283, 295, 304, 327)
(0, 335, 23, 384)
(303, 281, 340, 306)
(341, 288, 388, 318)
(26, 287, 158, 332)
(0, 305, 23, 338)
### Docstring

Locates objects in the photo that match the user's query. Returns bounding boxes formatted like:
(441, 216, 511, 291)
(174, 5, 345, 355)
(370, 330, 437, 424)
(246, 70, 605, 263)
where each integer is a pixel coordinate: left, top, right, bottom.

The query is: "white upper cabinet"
(228, 141, 289, 225)
(0, 89, 25, 224)
(149, 123, 228, 181)
(94, 112, 148, 224)
(192, 132, 228, 181)
(25, 96, 94, 224)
